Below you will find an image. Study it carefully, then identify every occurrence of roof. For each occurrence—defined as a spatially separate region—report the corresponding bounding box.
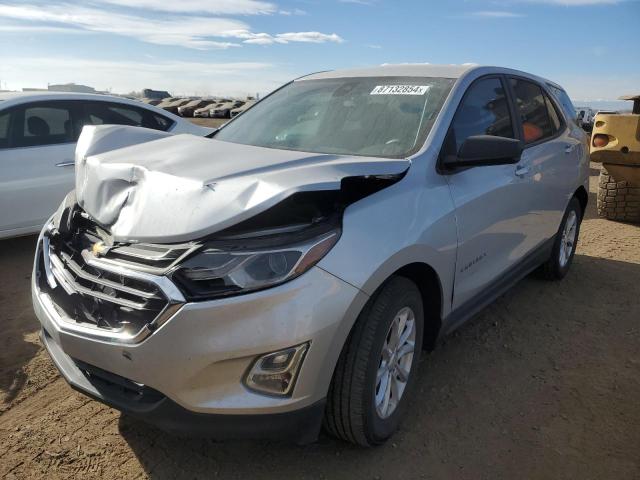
[0,90,146,108]
[0,91,138,104]
[297,64,564,93]
[619,94,640,101]
[299,64,478,81]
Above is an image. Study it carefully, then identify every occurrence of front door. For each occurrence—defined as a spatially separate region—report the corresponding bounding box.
[443,76,534,310]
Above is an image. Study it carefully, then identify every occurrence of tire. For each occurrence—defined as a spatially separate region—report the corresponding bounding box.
[596,166,640,222]
[540,197,582,280]
[324,276,424,446]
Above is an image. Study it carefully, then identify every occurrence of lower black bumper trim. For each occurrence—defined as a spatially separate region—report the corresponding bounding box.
[41,328,325,444]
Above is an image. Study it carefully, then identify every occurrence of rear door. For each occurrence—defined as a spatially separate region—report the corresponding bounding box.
[508,77,581,242]
[444,76,534,309]
[0,101,80,234]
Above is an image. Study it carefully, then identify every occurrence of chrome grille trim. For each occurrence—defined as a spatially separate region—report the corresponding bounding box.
[79,250,186,302]
[99,243,201,275]
[37,227,186,345]
[50,253,150,310]
[59,251,161,300]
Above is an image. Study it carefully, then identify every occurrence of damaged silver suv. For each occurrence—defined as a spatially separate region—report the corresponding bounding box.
[32,65,589,446]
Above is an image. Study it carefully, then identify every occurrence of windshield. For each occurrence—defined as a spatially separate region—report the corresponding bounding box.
[215,76,455,158]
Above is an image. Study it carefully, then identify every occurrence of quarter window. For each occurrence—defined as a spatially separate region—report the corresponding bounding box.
[548,85,578,125]
[510,78,557,144]
[448,77,514,154]
[545,95,562,133]
[0,110,9,148]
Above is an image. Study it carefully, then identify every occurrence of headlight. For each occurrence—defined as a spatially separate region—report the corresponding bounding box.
[172,229,339,300]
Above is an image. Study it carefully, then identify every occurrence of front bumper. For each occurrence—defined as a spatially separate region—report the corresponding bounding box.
[40,328,325,442]
[32,236,368,440]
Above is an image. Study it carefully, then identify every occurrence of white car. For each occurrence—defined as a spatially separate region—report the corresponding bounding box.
[0,92,214,239]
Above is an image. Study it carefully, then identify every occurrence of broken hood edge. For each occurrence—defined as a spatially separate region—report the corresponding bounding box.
[74,125,411,244]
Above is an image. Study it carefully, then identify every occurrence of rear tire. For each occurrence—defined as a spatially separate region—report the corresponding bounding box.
[597,166,640,222]
[540,197,582,280]
[324,276,424,446]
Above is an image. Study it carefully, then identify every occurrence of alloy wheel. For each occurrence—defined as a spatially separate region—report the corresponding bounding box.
[375,306,416,419]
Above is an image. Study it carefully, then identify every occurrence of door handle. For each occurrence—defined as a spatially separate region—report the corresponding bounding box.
[564,144,576,154]
[55,160,75,167]
[515,165,530,178]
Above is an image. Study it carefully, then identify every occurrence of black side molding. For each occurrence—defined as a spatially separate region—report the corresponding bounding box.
[442,236,555,336]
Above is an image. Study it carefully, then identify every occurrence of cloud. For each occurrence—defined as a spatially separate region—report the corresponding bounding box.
[226,29,344,45]
[0,4,246,49]
[1,56,288,96]
[0,3,344,49]
[276,32,344,43]
[95,0,277,14]
[278,8,307,15]
[338,0,376,4]
[0,24,91,34]
[470,10,525,17]
[366,44,382,49]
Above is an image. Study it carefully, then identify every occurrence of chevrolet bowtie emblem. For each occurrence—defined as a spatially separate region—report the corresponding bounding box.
[91,241,107,256]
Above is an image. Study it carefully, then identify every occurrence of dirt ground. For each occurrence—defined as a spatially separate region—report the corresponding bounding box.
[1,163,639,480]
[187,117,228,129]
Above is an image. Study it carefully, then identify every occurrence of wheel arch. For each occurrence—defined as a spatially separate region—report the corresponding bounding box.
[318,241,454,403]
[573,185,589,218]
[339,260,445,356]
[392,263,443,351]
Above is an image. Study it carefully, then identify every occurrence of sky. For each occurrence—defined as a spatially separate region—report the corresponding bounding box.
[0,0,638,106]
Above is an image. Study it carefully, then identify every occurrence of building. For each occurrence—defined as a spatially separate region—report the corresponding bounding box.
[47,83,98,94]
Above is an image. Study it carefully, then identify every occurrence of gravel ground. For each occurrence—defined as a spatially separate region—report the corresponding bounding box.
[1,164,639,480]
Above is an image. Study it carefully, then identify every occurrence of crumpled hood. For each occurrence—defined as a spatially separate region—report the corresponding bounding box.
[75,125,410,243]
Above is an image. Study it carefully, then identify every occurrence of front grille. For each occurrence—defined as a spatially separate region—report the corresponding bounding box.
[102,242,196,273]
[38,210,186,341]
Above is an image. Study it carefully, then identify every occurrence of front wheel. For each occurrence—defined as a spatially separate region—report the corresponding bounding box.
[324,276,424,446]
[540,197,582,280]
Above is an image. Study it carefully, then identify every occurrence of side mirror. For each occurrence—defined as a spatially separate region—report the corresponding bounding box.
[443,135,522,169]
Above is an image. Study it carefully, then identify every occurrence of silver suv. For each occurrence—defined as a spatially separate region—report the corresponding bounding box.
[32,65,589,446]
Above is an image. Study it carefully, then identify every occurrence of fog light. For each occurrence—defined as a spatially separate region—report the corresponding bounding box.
[592,134,609,148]
[244,343,309,396]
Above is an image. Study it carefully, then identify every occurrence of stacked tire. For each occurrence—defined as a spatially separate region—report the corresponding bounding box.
[597,166,640,222]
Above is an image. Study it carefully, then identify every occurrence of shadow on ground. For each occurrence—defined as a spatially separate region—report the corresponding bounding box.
[118,253,640,480]
[0,235,41,407]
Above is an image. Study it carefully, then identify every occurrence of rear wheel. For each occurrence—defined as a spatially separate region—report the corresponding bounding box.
[540,197,582,280]
[597,165,640,222]
[324,276,424,446]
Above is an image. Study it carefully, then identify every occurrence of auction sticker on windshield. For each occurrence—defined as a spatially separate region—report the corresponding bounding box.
[370,85,430,95]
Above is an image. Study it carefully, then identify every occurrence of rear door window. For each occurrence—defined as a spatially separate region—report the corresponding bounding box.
[13,102,75,148]
[446,77,515,154]
[83,102,174,131]
[509,78,556,145]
